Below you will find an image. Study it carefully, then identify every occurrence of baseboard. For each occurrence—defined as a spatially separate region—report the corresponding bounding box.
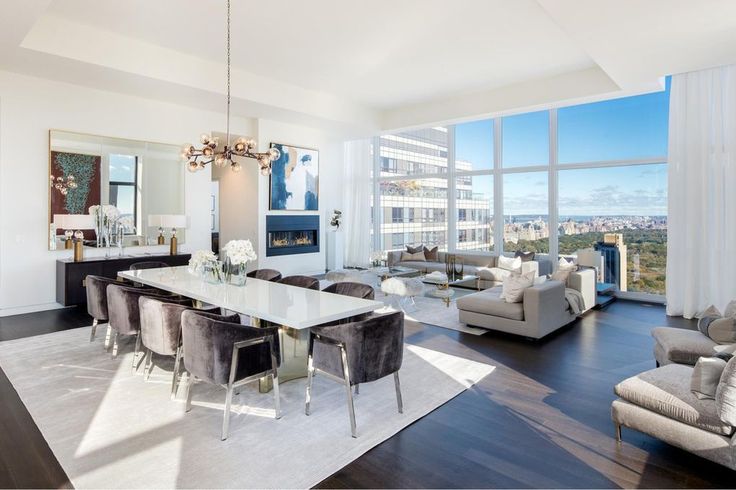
[0,302,65,317]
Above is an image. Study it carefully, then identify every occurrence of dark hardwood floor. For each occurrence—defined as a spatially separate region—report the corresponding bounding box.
[1,302,734,488]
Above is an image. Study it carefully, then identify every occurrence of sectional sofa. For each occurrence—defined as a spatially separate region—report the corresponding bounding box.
[386,250,553,290]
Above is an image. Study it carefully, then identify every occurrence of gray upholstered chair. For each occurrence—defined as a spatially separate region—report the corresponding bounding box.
[85,275,120,342]
[138,296,237,397]
[322,281,375,300]
[246,269,282,282]
[181,310,282,440]
[106,283,179,368]
[129,261,170,271]
[306,310,404,438]
[279,275,320,290]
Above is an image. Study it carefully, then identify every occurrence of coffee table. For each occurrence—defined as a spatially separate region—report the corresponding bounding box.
[420,272,480,307]
[367,266,420,281]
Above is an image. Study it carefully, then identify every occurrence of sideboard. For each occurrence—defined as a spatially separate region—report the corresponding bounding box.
[56,253,191,306]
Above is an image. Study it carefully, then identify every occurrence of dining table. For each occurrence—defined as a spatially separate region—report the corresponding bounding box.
[118,266,383,390]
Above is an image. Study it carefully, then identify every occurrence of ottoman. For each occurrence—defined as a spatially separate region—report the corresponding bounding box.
[651,327,718,366]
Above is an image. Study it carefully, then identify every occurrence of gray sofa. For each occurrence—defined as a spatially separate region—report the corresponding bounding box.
[612,363,736,470]
[387,250,551,289]
[455,269,596,339]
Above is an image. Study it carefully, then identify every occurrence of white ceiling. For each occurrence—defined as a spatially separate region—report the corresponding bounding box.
[2,0,736,133]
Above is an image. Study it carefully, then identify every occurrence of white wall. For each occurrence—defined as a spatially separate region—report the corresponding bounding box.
[257,119,344,276]
[0,70,255,315]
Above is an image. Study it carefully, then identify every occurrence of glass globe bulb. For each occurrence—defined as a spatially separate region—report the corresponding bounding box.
[231,162,242,173]
[67,175,75,181]
[268,147,281,160]
[214,154,227,167]
[202,146,213,156]
[246,138,256,149]
[260,165,271,176]
[187,161,199,173]
[200,133,210,144]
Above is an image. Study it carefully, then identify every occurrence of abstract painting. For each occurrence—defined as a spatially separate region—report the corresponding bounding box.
[50,151,101,236]
[269,143,319,211]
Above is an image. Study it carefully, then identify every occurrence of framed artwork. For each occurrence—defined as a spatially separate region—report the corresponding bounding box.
[269,142,319,211]
[50,150,101,237]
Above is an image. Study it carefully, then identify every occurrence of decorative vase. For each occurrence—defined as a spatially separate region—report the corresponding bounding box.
[225,257,248,286]
[203,260,224,284]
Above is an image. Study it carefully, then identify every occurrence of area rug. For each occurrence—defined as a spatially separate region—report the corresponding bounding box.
[0,327,494,489]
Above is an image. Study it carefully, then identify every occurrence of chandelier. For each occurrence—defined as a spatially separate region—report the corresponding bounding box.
[182,0,280,176]
[50,174,78,195]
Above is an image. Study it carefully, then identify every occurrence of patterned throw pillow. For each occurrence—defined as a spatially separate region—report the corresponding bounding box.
[400,251,426,262]
[716,355,736,426]
[423,246,439,262]
[514,250,535,262]
[698,304,736,344]
[406,244,424,254]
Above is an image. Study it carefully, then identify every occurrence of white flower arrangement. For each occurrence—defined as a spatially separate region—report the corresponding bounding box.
[88,204,120,221]
[189,249,217,272]
[223,239,257,266]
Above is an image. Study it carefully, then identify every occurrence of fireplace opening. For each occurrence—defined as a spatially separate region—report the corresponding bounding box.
[266,215,319,256]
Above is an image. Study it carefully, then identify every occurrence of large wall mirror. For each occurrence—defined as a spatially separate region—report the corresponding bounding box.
[48,130,185,251]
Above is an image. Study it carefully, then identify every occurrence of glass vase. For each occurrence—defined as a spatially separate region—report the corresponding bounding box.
[203,260,224,284]
[225,257,248,286]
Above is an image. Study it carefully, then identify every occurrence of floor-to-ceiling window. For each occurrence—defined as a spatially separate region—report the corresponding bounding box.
[373,81,669,296]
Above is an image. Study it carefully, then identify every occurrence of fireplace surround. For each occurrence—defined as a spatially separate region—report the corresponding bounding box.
[266,215,319,257]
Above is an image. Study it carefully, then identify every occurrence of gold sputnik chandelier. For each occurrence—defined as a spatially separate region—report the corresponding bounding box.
[50,174,78,195]
[182,0,280,176]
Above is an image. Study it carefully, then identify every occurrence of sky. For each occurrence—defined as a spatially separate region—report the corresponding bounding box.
[454,78,670,216]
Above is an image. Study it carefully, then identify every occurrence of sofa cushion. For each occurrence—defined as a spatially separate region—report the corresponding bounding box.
[614,364,734,436]
[423,246,439,261]
[477,267,512,282]
[456,252,494,268]
[691,355,730,400]
[400,251,426,262]
[501,271,535,303]
[716,356,736,427]
[498,255,522,273]
[456,287,524,321]
[406,244,423,254]
[651,327,718,366]
[515,250,535,262]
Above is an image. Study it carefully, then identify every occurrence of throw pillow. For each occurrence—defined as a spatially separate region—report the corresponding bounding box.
[550,269,572,285]
[423,246,439,262]
[501,271,536,303]
[498,255,522,273]
[406,244,423,254]
[558,257,577,271]
[716,355,736,426]
[697,305,736,344]
[533,276,547,286]
[400,251,426,262]
[514,250,535,262]
[691,354,732,400]
[725,300,736,318]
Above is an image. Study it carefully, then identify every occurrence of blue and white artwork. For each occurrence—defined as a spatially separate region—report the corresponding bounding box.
[269,143,319,211]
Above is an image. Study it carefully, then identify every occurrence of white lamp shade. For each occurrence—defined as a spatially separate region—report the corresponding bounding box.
[148,214,163,228]
[160,215,188,229]
[54,214,95,230]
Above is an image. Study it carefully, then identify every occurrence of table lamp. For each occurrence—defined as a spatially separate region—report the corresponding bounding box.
[153,215,188,255]
[54,214,95,261]
[147,215,165,244]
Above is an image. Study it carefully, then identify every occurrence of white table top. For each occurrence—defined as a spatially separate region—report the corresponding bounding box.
[118,266,383,329]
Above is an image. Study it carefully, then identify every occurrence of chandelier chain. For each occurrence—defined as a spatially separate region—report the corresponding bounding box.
[226,0,231,148]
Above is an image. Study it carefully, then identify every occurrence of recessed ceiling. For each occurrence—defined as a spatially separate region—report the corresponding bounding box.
[45,0,595,108]
[1,0,736,132]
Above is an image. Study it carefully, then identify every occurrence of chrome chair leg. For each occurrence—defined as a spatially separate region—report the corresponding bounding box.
[104,325,112,350]
[132,333,142,374]
[222,382,234,441]
[340,344,357,438]
[270,338,281,419]
[305,336,315,416]
[185,374,195,412]
[171,347,182,399]
[89,318,99,342]
[615,423,622,442]
[394,372,403,414]
[144,350,153,381]
[111,331,119,359]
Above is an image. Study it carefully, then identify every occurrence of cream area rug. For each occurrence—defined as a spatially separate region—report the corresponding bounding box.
[0,327,494,489]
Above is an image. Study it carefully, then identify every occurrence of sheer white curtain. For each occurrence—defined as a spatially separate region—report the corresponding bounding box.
[667,64,736,318]
[342,139,373,268]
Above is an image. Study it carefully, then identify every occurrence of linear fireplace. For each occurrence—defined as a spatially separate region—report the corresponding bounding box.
[266,215,320,257]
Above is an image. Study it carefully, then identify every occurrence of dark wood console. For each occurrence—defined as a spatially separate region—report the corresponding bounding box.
[56,253,191,306]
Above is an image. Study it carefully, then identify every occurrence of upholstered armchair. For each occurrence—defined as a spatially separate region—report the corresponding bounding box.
[138,296,236,397]
[106,283,180,368]
[246,269,282,282]
[322,281,375,300]
[85,275,120,343]
[181,310,282,440]
[306,310,404,438]
[129,261,170,271]
[279,275,320,290]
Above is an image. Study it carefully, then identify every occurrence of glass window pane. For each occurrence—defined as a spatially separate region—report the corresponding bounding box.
[379,178,448,253]
[455,119,493,172]
[503,172,548,253]
[558,88,669,164]
[502,111,549,167]
[379,127,448,177]
[109,154,136,182]
[110,184,135,219]
[456,175,493,252]
[558,164,667,294]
